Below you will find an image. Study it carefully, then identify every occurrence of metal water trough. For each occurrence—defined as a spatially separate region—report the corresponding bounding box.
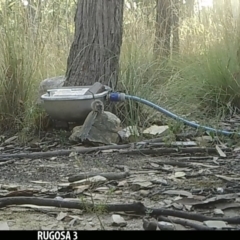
[40,85,111,122]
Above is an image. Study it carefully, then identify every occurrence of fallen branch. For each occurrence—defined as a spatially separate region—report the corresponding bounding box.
[119,147,231,155]
[0,137,164,161]
[1,197,240,225]
[173,156,215,161]
[0,160,14,166]
[0,137,220,161]
[143,166,213,178]
[149,160,193,168]
[68,172,129,182]
[157,216,211,230]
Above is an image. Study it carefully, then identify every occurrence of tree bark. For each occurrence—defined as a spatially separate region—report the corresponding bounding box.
[154,0,172,58]
[172,0,180,53]
[64,0,124,90]
[185,0,194,17]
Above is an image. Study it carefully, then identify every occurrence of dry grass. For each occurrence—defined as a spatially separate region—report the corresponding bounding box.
[0,0,73,132]
[121,1,240,127]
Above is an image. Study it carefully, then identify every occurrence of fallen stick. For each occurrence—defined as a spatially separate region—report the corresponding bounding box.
[0,139,230,161]
[149,160,195,168]
[119,147,231,155]
[0,160,14,166]
[1,197,240,224]
[157,216,211,231]
[0,138,164,161]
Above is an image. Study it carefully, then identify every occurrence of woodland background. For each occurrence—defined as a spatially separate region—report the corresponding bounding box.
[0,0,240,136]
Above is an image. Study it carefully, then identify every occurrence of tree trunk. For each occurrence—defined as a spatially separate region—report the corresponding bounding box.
[185,0,194,17]
[64,0,124,90]
[172,0,180,53]
[154,0,172,58]
[224,0,233,18]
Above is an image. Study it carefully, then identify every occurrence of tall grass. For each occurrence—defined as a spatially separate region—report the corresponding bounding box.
[120,3,175,126]
[0,0,73,132]
[162,5,240,120]
[121,1,240,128]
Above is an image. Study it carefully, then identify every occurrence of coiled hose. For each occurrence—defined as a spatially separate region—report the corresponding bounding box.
[108,92,238,136]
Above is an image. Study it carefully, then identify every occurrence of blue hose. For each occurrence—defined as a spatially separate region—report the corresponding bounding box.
[109,92,238,136]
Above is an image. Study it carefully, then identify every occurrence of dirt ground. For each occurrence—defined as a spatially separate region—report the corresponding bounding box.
[1,131,240,230]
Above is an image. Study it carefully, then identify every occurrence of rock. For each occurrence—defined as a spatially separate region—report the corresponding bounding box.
[203,220,227,229]
[139,190,149,197]
[118,180,128,187]
[213,209,224,217]
[112,214,127,227]
[131,181,152,191]
[118,126,139,142]
[0,221,9,230]
[69,126,82,142]
[56,212,67,221]
[142,218,157,231]
[158,221,175,230]
[143,125,169,137]
[69,111,121,145]
[37,76,65,104]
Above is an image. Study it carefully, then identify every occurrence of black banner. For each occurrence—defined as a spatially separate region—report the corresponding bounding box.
[0,231,79,239]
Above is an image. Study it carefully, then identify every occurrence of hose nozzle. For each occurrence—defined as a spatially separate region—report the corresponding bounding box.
[108,92,126,102]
